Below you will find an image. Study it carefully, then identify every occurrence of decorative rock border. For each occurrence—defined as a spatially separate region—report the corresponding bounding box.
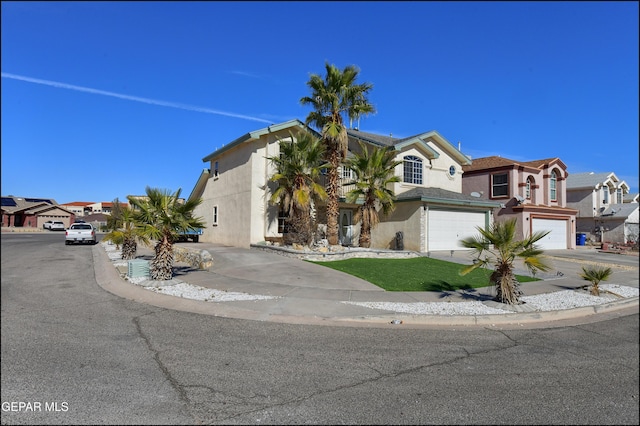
[250,243,422,261]
[173,246,214,270]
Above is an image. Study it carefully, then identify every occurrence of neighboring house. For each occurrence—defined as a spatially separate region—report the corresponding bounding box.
[565,172,637,244]
[99,201,129,215]
[189,119,500,252]
[1,196,75,228]
[461,156,578,250]
[60,201,126,216]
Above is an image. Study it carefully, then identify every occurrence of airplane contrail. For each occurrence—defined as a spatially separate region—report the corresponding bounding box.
[1,72,272,124]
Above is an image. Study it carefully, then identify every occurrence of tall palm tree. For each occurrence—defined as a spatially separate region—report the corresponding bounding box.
[102,204,150,260]
[459,218,552,305]
[345,142,401,248]
[128,187,205,280]
[300,62,375,245]
[268,131,327,246]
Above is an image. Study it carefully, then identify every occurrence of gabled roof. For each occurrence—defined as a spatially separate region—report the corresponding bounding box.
[600,203,639,219]
[1,196,57,214]
[347,129,471,165]
[565,172,625,190]
[624,193,639,203]
[202,119,321,162]
[188,168,210,202]
[462,156,567,173]
[396,187,501,208]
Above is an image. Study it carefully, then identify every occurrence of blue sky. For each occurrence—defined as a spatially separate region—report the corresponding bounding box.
[2,1,638,204]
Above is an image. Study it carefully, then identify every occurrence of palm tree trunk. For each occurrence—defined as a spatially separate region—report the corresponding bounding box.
[326,150,341,245]
[121,238,137,260]
[151,236,174,280]
[491,266,522,304]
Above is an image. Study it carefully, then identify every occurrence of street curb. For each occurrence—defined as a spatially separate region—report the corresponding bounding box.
[92,244,639,329]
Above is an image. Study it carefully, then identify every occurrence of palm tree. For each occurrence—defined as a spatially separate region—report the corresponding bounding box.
[128,187,205,280]
[345,142,401,248]
[300,62,375,245]
[268,131,327,246]
[578,265,612,296]
[102,204,150,260]
[459,218,552,305]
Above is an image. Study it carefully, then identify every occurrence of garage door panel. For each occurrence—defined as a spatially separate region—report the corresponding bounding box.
[428,210,486,251]
[532,218,567,250]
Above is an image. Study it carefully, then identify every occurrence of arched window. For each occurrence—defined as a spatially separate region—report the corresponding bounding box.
[403,155,423,184]
[550,171,557,201]
[526,176,533,199]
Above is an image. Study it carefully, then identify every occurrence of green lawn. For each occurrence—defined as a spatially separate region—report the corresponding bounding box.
[311,257,540,292]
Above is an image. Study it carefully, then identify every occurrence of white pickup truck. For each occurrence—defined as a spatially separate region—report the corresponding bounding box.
[65,223,97,245]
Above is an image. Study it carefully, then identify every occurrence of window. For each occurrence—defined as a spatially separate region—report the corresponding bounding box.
[603,188,609,204]
[491,173,508,197]
[403,156,423,184]
[212,206,218,225]
[341,166,354,180]
[448,165,456,177]
[616,188,623,203]
[214,161,219,178]
[526,177,532,199]
[550,171,557,201]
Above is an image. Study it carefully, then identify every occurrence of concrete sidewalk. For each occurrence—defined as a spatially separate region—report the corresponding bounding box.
[93,242,639,329]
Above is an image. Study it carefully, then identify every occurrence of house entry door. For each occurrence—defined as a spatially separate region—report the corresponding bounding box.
[339,209,353,246]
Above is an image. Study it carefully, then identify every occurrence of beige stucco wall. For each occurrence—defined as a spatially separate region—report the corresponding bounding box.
[371,202,422,251]
[567,188,597,219]
[194,130,297,247]
[391,145,463,196]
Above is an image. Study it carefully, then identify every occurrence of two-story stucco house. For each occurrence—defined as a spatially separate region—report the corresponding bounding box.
[565,172,637,244]
[188,119,500,252]
[461,156,578,250]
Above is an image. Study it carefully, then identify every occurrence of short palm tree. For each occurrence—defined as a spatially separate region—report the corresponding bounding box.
[345,142,401,248]
[459,218,552,304]
[300,62,375,245]
[578,265,612,296]
[128,187,205,280]
[268,131,327,246]
[102,205,150,260]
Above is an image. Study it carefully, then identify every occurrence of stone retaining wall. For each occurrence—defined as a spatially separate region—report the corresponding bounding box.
[250,244,422,261]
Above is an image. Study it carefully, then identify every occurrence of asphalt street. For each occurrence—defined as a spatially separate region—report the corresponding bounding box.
[1,232,638,425]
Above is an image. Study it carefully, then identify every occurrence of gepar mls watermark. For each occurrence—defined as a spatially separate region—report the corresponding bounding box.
[2,401,69,412]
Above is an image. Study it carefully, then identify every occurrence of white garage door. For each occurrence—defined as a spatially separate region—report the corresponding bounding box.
[427,210,487,251]
[531,218,568,250]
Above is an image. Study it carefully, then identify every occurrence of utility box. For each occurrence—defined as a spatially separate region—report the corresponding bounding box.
[127,259,150,278]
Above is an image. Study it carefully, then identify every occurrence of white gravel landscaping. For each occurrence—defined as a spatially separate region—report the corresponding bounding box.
[343,285,638,316]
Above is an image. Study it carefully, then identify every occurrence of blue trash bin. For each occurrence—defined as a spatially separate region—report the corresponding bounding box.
[576,233,586,246]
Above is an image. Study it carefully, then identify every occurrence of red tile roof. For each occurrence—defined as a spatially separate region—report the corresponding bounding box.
[463,156,566,172]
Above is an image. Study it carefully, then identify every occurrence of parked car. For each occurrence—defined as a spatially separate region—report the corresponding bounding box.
[43,220,53,230]
[50,221,66,231]
[65,223,96,245]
